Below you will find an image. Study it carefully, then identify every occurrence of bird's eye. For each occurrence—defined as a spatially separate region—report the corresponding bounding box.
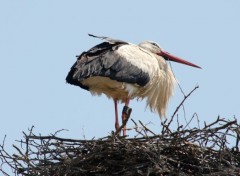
[152,43,158,47]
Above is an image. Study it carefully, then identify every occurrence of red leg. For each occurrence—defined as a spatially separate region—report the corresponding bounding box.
[114,99,119,132]
[122,98,130,136]
[125,98,130,107]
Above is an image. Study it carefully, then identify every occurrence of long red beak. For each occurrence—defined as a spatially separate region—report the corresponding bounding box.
[158,50,201,69]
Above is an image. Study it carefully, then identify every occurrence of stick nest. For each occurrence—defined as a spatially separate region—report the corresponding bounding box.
[0,117,239,176]
[0,87,240,175]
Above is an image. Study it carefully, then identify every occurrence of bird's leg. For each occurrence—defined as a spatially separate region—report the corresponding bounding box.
[114,99,120,134]
[122,98,131,136]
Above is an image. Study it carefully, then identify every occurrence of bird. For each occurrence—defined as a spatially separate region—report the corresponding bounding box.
[66,34,201,135]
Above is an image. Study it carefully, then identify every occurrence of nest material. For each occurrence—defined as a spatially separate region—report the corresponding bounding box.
[0,117,239,176]
[0,86,240,175]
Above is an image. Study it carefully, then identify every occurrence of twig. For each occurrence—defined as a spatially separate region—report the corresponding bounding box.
[138,120,156,136]
[171,85,199,119]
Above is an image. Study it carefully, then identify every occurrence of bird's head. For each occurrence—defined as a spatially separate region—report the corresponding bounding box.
[138,41,201,69]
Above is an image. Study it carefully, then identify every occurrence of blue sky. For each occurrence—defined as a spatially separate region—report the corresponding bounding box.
[1,0,240,159]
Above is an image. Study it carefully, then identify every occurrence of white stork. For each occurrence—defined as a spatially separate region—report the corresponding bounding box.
[66,34,201,135]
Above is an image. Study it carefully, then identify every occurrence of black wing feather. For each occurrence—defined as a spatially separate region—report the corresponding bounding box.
[66,40,150,90]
